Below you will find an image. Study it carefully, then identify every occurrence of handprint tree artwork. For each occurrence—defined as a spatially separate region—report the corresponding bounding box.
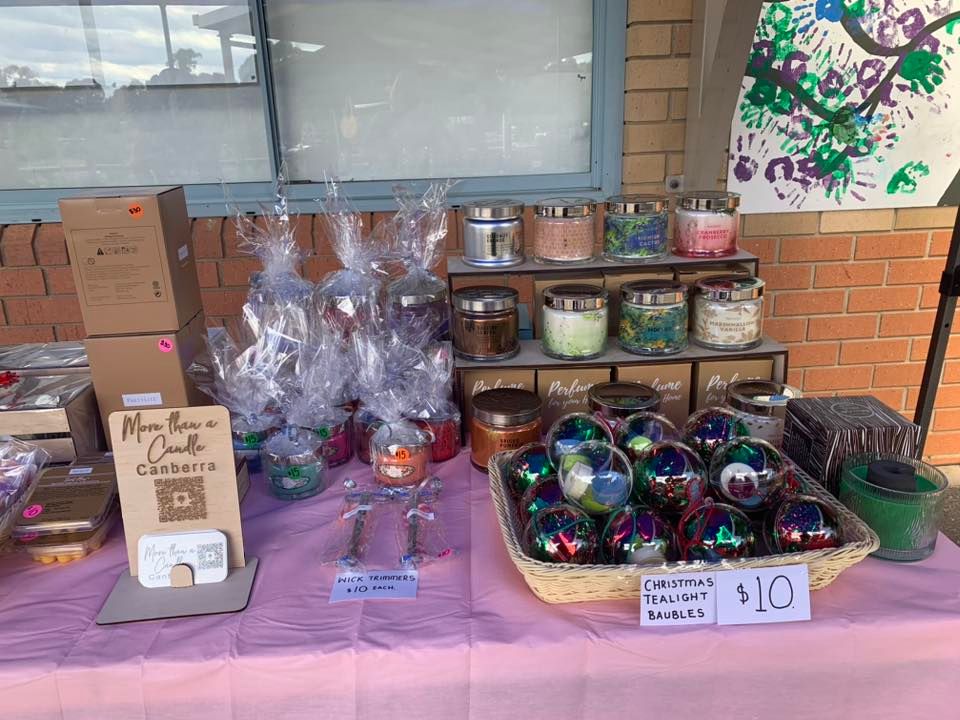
[728,0,960,212]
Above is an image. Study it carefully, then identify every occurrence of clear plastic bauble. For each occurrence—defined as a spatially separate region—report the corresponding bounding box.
[545,413,614,468]
[557,440,633,515]
[766,494,843,553]
[709,437,789,512]
[682,406,750,464]
[517,476,565,528]
[679,501,756,562]
[601,505,678,564]
[522,503,599,564]
[631,441,707,515]
[507,442,555,498]
[614,411,680,462]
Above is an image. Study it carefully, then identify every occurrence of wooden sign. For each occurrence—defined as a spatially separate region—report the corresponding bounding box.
[109,405,244,575]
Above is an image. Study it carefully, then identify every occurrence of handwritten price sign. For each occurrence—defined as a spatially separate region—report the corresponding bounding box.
[716,565,811,626]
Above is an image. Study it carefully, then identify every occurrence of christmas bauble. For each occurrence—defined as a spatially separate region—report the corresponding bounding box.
[517,476,565,528]
[507,442,555,498]
[545,413,613,467]
[601,505,678,564]
[632,441,707,515]
[767,494,843,553]
[679,501,755,561]
[709,437,789,512]
[558,441,633,515]
[614,411,680,463]
[682,407,750,464]
[523,504,599,564]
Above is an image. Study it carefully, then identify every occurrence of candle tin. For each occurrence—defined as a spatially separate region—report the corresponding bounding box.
[469,388,543,471]
[675,191,740,257]
[603,194,669,262]
[618,280,688,356]
[533,197,597,264]
[692,276,764,351]
[541,284,608,360]
[461,200,524,267]
[451,286,520,361]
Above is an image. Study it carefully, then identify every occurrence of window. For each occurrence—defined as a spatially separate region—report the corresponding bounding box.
[0,1,625,221]
[0,1,271,193]
[266,0,593,182]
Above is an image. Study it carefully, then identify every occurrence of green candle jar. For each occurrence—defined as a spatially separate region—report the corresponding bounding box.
[840,453,948,561]
[618,281,688,355]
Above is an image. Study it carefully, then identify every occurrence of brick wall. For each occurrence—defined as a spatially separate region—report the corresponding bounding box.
[0,0,957,463]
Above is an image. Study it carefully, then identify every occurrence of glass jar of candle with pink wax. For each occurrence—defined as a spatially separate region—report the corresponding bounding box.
[674,191,740,258]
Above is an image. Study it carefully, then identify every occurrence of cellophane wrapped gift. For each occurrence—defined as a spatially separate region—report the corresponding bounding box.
[382,182,455,343]
[316,179,386,340]
[0,438,51,544]
[404,341,461,463]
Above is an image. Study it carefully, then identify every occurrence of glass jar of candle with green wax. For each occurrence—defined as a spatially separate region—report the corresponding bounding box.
[541,284,608,360]
[618,281,688,356]
[603,194,669,262]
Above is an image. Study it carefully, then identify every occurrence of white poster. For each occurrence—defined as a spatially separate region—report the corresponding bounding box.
[728,0,960,213]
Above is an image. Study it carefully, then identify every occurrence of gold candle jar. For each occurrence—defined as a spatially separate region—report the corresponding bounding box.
[469,388,542,471]
[451,286,520,361]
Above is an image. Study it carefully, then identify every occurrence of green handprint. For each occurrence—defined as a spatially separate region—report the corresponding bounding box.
[900,50,945,94]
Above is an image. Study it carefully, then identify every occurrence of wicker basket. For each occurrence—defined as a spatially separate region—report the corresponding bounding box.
[489,452,880,603]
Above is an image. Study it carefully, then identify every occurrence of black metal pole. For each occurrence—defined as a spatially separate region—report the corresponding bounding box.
[914,206,960,454]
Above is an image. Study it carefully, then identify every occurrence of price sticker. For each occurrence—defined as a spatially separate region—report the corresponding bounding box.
[314,426,331,440]
[242,432,260,448]
[286,466,302,480]
[716,565,811,626]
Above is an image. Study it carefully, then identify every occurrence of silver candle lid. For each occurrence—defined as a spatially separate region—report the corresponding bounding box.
[452,286,519,313]
[695,275,764,301]
[606,194,667,215]
[534,197,596,218]
[587,381,661,416]
[621,280,687,306]
[544,284,608,311]
[462,199,524,220]
[679,191,741,211]
[727,380,799,417]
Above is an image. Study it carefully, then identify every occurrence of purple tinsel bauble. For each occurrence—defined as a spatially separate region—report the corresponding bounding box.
[682,407,750,464]
[523,504,599,564]
[632,441,707,515]
[767,495,843,553]
[679,501,755,561]
[709,437,789,512]
[517,476,565,528]
[601,505,678,564]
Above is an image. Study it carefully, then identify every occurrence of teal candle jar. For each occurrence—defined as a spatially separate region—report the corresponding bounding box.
[840,453,948,561]
[264,434,328,501]
[618,281,688,355]
[603,194,669,262]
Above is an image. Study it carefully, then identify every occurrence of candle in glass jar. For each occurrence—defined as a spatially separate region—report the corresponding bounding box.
[411,415,462,463]
[371,421,432,487]
[533,197,597,264]
[469,388,543,471]
[674,191,740,257]
[541,284,608,360]
[692,276,765,350]
[312,416,353,467]
[451,286,520,361]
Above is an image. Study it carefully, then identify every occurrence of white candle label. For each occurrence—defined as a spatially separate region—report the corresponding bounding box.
[640,572,717,626]
[329,570,419,603]
[122,392,163,408]
[716,565,810,625]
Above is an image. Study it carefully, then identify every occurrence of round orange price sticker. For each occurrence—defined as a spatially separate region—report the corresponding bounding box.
[395,447,411,461]
[128,203,144,219]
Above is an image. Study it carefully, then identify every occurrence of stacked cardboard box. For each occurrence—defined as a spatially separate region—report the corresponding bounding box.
[60,187,210,446]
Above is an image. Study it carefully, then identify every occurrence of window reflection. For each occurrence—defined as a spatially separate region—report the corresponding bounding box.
[0,1,271,189]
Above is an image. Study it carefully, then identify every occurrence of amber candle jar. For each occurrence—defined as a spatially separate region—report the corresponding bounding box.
[451,286,520,361]
[469,388,542,471]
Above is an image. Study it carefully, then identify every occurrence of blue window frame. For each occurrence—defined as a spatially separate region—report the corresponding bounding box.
[0,0,624,222]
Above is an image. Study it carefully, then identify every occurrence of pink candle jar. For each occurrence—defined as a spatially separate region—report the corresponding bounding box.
[532,197,597,264]
[312,413,354,468]
[674,191,740,257]
[410,413,462,463]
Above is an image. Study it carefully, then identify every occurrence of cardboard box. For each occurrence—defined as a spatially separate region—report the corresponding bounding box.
[0,374,105,463]
[532,273,604,338]
[459,369,536,427]
[85,312,210,446]
[536,367,612,429]
[615,363,693,428]
[694,358,775,410]
[602,269,676,336]
[59,186,202,336]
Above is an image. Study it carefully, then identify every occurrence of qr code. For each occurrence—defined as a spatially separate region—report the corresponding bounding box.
[154,476,207,523]
[196,542,224,571]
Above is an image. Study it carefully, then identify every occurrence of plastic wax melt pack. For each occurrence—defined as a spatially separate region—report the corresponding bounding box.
[12,465,117,538]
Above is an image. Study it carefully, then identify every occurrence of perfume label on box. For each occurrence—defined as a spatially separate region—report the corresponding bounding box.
[695,359,774,410]
[536,368,612,429]
[615,363,692,428]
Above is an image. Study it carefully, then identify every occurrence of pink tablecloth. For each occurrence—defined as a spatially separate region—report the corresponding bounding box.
[1,450,959,720]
